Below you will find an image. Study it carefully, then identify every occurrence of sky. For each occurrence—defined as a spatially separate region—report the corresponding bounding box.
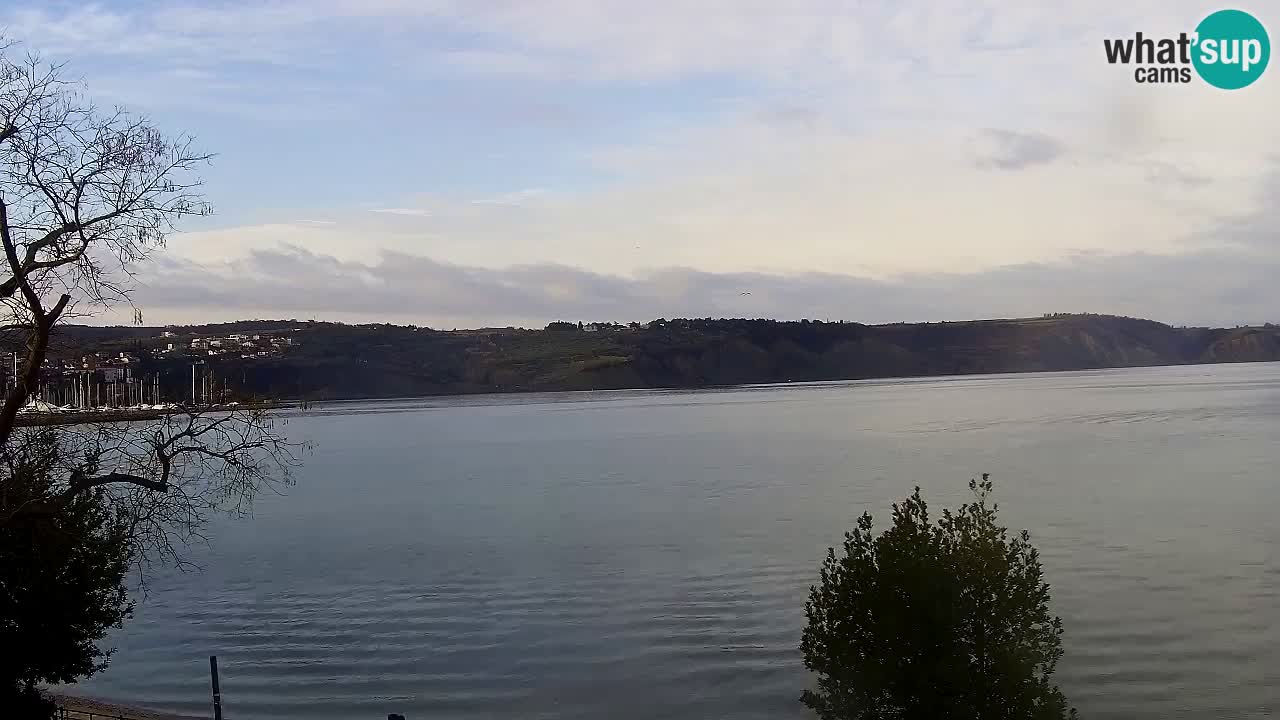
[3,1,1278,328]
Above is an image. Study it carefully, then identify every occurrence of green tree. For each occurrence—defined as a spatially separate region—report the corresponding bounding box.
[0,430,132,717]
[800,475,1075,720]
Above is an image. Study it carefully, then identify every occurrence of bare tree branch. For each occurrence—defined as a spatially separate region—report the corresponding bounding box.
[0,43,299,582]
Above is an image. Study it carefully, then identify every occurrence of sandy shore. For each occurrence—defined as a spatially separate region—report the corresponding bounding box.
[50,694,207,720]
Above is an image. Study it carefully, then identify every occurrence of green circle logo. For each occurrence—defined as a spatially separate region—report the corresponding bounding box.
[1192,9,1270,89]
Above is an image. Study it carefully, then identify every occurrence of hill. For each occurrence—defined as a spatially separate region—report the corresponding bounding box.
[35,314,1280,401]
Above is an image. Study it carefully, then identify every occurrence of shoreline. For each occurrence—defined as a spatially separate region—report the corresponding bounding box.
[14,400,295,428]
[50,693,205,720]
[20,360,1279,425]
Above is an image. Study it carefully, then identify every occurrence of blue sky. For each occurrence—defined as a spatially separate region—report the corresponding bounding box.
[3,1,1279,327]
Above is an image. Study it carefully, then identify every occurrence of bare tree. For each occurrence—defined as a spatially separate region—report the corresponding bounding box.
[0,41,300,714]
[3,410,297,572]
[0,46,298,556]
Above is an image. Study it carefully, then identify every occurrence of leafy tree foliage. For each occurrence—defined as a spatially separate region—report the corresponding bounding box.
[801,475,1075,720]
[0,430,133,717]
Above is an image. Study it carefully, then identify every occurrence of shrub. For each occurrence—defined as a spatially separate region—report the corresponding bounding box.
[800,475,1075,720]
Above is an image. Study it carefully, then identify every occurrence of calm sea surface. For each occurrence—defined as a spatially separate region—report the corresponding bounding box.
[75,363,1280,719]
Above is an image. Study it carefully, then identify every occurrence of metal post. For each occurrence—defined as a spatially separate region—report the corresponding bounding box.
[210,655,223,720]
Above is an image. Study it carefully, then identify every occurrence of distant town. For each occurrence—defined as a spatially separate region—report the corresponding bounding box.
[159,328,298,358]
[7,327,304,412]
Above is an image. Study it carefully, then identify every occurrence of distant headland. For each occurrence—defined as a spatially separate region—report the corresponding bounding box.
[23,313,1280,402]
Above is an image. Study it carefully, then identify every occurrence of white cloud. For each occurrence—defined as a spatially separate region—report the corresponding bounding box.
[127,242,1280,329]
[368,208,435,217]
[160,96,1280,281]
[7,0,1280,326]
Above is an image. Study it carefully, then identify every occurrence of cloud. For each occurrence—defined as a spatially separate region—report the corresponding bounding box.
[8,0,1280,330]
[127,242,1280,329]
[0,1,1227,90]
[1200,161,1280,250]
[470,189,553,206]
[975,129,1064,170]
[368,208,434,217]
[132,143,1280,329]
[160,107,1277,284]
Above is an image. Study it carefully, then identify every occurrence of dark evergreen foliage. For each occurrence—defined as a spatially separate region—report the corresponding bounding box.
[801,476,1075,720]
[0,430,133,717]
